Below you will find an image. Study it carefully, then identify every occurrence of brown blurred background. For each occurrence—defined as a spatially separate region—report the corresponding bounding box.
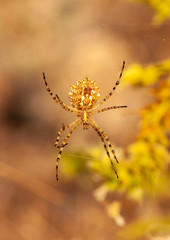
[0,0,170,239]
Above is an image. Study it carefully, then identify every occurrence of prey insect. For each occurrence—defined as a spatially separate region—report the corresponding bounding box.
[43,61,127,180]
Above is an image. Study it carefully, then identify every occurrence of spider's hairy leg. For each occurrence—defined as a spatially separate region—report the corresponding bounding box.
[92,105,127,115]
[90,118,119,163]
[54,119,79,148]
[42,72,77,114]
[92,61,125,110]
[56,120,80,181]
[89,118,119,179]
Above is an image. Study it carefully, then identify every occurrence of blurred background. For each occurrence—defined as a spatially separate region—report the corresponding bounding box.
[0,0,170,239]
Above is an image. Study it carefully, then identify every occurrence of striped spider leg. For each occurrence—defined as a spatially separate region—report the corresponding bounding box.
[91,105,127,115]
[53,119,80,180]
[55,119,81,181]
[43,61,127,180]
[89,116,119,178]
[54,119,79,148]
[91,60,125,111]
[43,72,78,115]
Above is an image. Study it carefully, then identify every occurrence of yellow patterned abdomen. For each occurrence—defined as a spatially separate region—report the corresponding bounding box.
[69,77,100,110]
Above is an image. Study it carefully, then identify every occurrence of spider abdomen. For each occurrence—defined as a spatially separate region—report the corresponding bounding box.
[69,77,100,110]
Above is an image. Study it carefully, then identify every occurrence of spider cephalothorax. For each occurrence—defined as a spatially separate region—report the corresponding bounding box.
[69,77,100,110]
[43,61,127,181]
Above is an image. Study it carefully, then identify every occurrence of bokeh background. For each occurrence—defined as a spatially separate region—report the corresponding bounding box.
[0,0,170,239]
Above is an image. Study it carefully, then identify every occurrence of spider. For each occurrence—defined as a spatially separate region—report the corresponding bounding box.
[43,61,127,181]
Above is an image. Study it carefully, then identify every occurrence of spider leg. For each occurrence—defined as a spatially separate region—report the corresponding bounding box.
[92,105,127,115]
[89,117,119,179]
[43,72,77,114]
[89,117,119,163]
[92,61,125,111]
[54,119,79,148]
[56,120,80,181]
[57,143,68,148]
